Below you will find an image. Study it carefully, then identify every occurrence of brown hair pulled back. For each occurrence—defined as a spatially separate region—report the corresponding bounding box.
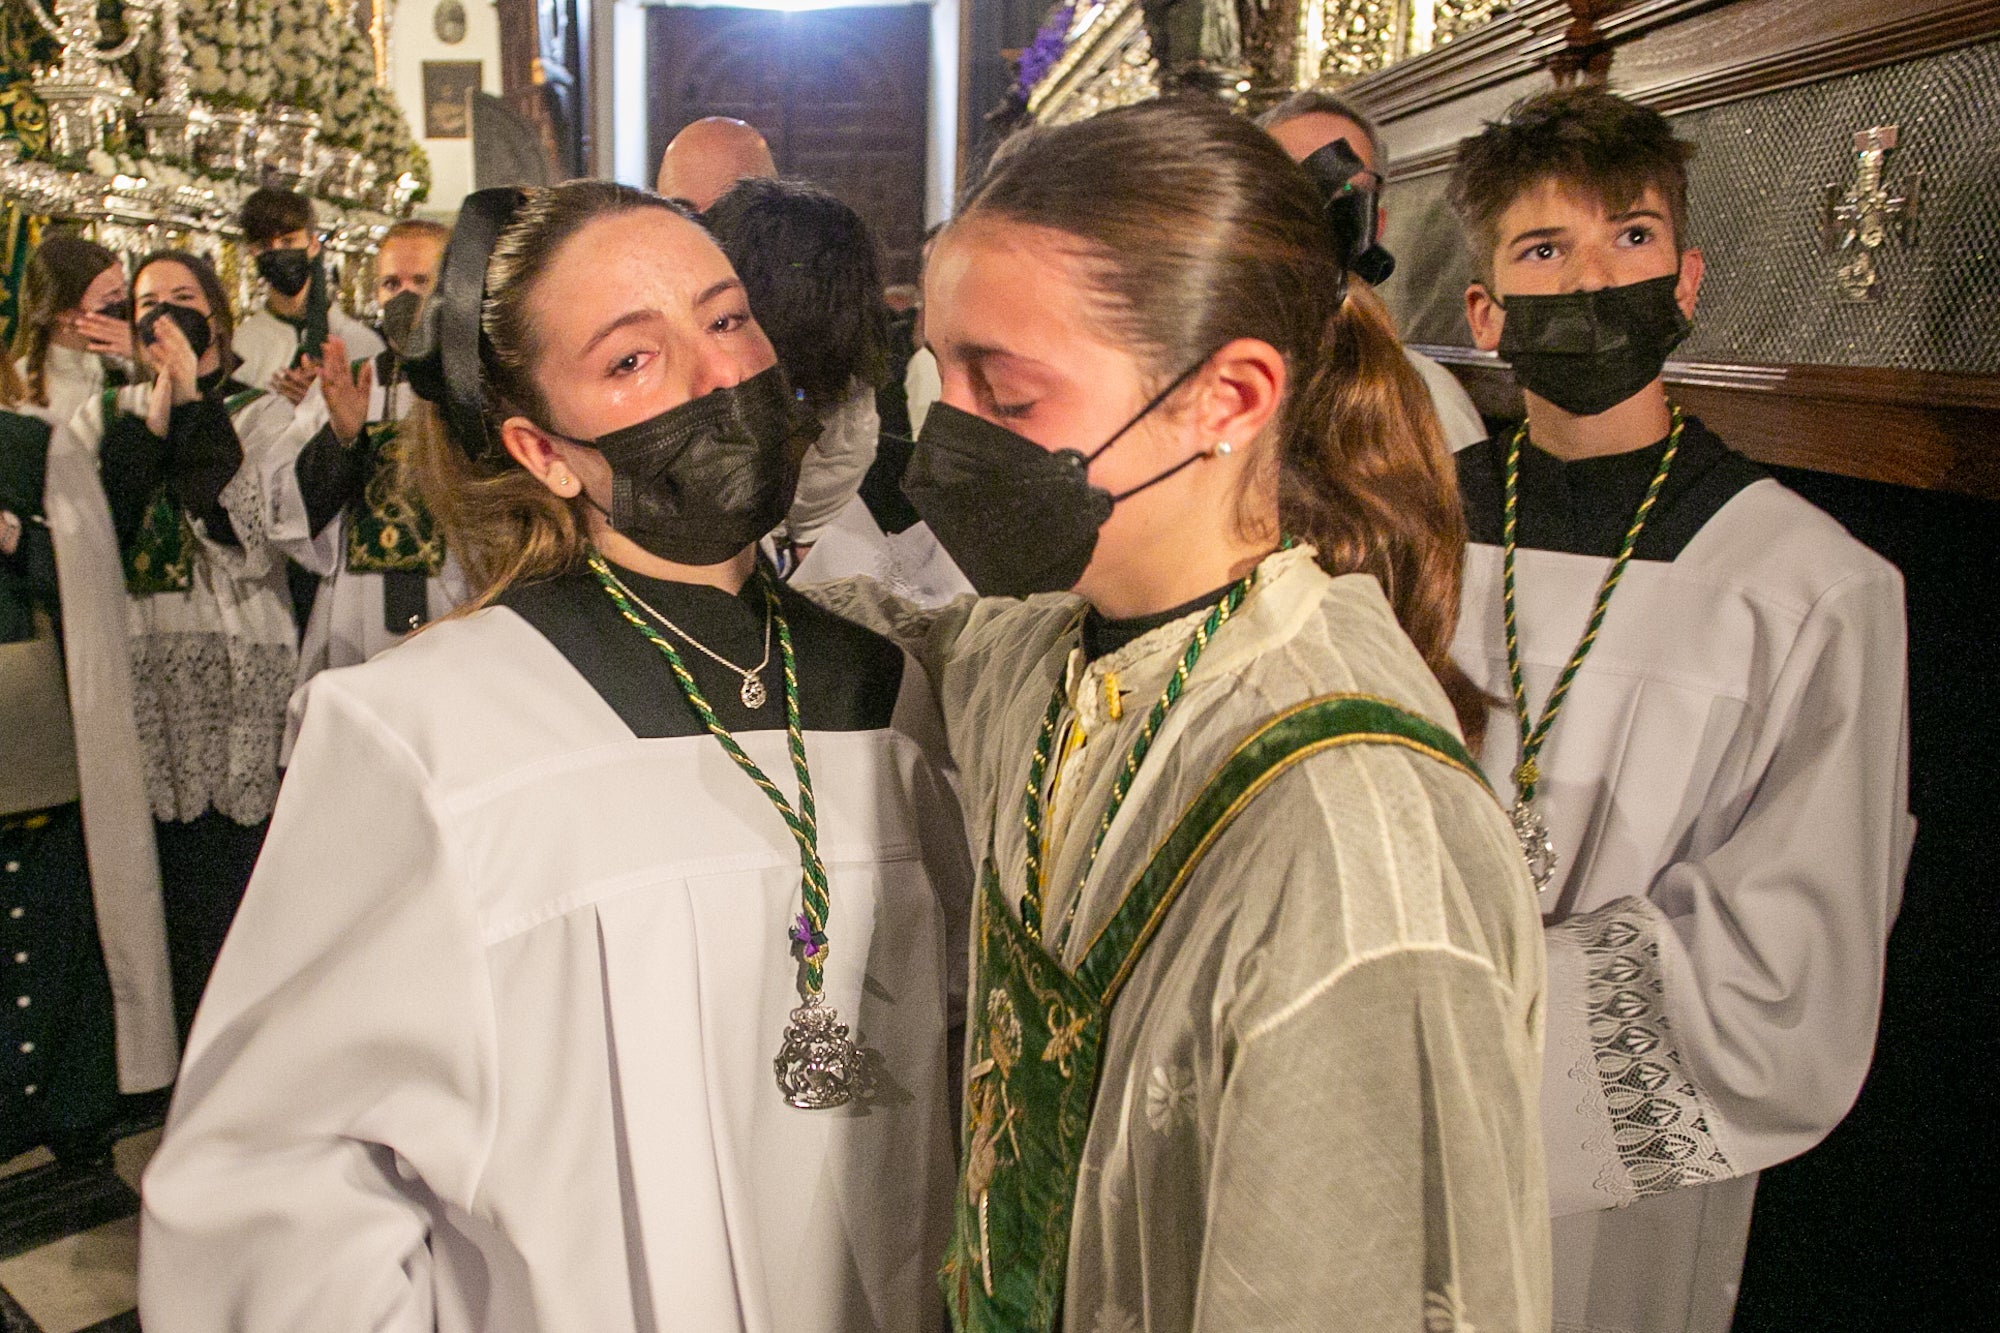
[960,98,1485,744]
[13,231,120,409]
[407,179,693,610]
[0,349,24,409]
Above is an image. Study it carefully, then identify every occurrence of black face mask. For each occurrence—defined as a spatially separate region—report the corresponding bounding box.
[136,302,213,361]
[901,361,1209,598]
[95,298,132,322]
[255,247,314,299]
[1495,272,1691,417]
[557,365,815,567]
[377,290,423,357]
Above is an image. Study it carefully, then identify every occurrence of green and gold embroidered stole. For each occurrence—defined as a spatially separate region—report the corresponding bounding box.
[344,418,445,575]
[944,694,1486,1332]
[120,386,264,595]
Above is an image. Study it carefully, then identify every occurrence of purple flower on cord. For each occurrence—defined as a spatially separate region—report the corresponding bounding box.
[792,913,827,960]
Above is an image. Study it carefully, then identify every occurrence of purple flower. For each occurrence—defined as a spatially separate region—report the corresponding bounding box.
[1014,5,1076,97]
[791,913,828,960]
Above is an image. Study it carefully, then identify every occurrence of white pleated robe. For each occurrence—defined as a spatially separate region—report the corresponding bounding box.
[139,606,968,1331]
[1451,478,1913,1332]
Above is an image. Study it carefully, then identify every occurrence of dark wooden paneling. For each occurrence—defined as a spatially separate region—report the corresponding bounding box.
[962,0,1054,184]
[1609,0,2000,114]
[1350,0,2000,180]
[646,6,931,284]
[1346,0,1572,126]
[1413,345,2000,500]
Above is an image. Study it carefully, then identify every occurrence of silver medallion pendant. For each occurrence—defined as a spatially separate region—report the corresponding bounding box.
[740,674,769,709]
[774,995,858,1108]
[1511,800,1559,894]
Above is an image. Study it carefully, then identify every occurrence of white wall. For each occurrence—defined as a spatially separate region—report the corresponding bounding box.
[605,0,958,223]
[389,2,506,215]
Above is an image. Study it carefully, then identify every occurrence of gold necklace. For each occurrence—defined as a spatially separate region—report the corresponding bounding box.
[597,561,774,709]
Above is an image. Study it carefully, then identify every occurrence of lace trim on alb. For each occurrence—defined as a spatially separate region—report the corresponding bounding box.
[1574,907,1734,1202]
[130,631,294,825]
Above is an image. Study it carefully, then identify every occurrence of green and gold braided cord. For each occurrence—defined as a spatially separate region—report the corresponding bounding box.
[1502,406,1684,806]
[588,553,833,993]
[1021,551,1275,955]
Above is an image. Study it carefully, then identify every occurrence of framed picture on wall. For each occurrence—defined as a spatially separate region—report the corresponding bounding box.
[422,61,484,139]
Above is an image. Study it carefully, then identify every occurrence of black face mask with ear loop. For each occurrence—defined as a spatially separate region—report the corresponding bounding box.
[1300,137,1397,288]
[136,302,214,361]
[541,364,817,567]
[1494,273,1693,417]
[255,247,314,299]
[901,358,1214,598]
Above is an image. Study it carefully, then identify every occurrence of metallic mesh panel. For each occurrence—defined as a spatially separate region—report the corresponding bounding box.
[1379,169,1480,346]
[1672,40,2000,373]
[1377,39,2000,374]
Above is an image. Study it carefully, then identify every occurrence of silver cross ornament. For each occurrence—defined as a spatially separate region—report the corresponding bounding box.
[1820,125,1922,302]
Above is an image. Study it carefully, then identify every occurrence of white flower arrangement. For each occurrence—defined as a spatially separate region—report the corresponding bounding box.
[269,0,338,109]
[182,0,277,111]
[322,9,378,147]
[83,148,205,193]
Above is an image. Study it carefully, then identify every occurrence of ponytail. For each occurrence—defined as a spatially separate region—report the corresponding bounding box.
[405,400,588,617]
[1280,285,1488,747]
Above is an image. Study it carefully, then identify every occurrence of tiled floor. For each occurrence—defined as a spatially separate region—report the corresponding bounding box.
[0,1129,157,1333]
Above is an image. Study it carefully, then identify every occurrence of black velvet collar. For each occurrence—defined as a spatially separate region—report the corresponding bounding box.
[500,561,903,740]
[1457,413,1769,561]
[1082,583,1233,662]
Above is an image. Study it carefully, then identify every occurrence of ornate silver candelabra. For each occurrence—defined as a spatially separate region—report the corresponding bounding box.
[23,0,157,160]
[135,0,207,163]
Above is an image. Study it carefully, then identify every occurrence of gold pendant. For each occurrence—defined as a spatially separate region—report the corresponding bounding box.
[774,995,858,1108]
[740,674,768,709]
[1511,799,1559,894]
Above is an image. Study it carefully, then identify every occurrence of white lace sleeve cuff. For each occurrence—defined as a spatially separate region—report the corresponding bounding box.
[1543,897,1734,1215]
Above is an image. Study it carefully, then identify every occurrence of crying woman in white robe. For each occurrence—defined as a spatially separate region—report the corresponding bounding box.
[138,180,971,1333]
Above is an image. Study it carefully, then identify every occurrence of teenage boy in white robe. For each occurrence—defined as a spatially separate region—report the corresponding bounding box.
[233,187,384,401]
[1446,87,1913,1333]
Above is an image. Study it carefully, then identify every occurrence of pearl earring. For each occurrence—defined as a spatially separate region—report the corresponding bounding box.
[549,468,571,494]
[1212,441,1233,457]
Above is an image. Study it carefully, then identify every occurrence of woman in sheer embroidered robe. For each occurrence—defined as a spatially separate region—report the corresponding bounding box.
[811,100,1551,1331]
[56,250,296,1040]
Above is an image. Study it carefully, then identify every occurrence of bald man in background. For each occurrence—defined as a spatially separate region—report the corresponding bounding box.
[1259,91,1488,451]
[656,117,778,211]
